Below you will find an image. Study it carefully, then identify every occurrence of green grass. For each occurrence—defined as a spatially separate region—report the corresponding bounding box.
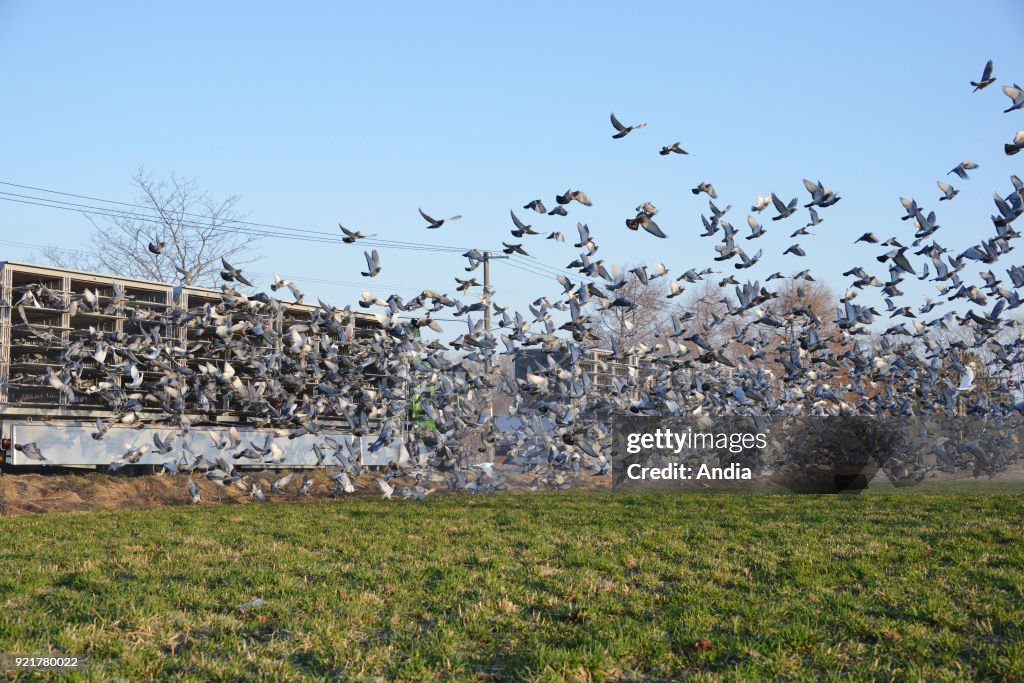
[1,493,1023,681]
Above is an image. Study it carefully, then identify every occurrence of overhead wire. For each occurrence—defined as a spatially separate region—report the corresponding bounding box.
[494,258,586,288]
[507,253,599,285]
[0,238,430,295]
[0,180,478,253]
[0,193,470,254]
[0,179,608,295]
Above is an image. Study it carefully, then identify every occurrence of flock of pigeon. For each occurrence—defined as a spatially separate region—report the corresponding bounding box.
[11,61,1024,498]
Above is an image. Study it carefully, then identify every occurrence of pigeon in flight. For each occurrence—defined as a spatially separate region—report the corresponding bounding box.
[152,432,174,455]
[734,247,762,270]
[555,189,592,206]
[359,291,386,308]
[937,180,959,201]
[523,199,547,214]
[271,275,304,302]
[956,365,975,392]
[805,207,823,227]
[271,472,295,493]
[220,259,253,287]
[971,60,995,92]
[746,215,766,239]
[948,161,978,180]
[16,442,46,461]
[691,182,717,199]
[454,277,481,292]
[625,212,667,238]
[878,247,916,275]
[91,417,111,440]
[361,249,381,277]
[771,194,799,221]
[899,197,922,220]
[610,112,646,139]
[148,241,165,255]
[802,179,841,207]
[419,208,462,229]
[188,478,201,504]
[339,224,368,244]
[659,142,688,155]
[502,242,530,256]
[1002,84,1024,113]
[510,211,539,237]
[332,472,355,494]
[1005,130,1024,156]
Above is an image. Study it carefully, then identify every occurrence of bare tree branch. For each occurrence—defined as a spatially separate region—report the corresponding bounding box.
[588,266,677,353]
[46,170,257,287]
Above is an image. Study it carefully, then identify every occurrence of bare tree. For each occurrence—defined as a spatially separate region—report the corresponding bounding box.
[682,280,730,346]
[590,267,675,352]
[44,170,255,286]
[769,278,839,343]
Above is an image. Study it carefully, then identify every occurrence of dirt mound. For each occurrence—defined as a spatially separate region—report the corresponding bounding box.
[0,469,611,517]
[0,470,243,516]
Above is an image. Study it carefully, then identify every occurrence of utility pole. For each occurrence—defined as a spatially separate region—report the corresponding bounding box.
[481,251,509,466]
[481,250,509,395]
[483,254,492,344]
[482,251,509,419]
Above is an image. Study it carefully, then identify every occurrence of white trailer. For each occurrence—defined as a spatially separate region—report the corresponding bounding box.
[0,419,409,469]
[0,261,409,470]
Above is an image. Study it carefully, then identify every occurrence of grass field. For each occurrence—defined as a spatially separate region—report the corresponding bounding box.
[1,493,1022,681]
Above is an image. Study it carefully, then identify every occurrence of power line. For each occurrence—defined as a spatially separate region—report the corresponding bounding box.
[0,190,473,253]
[0,238,92,258]
[0,230,562,297]
[0,237,430,294]
[0,181,603,272]
[248,271,429,295]
[495,258,572,285]
[0,180,478,253]
[0,193,470,254]
[508,253,598,285]
[0,180,603,296]
[0,191,587,277]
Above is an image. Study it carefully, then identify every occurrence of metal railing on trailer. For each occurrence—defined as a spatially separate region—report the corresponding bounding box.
[0,414,410,469]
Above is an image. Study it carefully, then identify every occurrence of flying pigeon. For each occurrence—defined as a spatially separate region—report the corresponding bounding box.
[419,208,462,229]
[659,142,688,155]
[971,60,995,91]
[1005,130,1024,156]
[1002,84,1024,113]
[610,112,646,139]
[361,250,381,277]
[948,161,979,180]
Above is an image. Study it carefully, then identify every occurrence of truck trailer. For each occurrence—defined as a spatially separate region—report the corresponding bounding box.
[0,260,409,470]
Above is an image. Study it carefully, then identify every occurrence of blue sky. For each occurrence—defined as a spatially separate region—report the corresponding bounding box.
[1,0,1022,322]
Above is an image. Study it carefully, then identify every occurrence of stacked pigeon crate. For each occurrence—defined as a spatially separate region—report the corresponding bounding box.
[66,273,122,410]
[0,264,7,406]
[0,261,384,425]
[4,265,68,408]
